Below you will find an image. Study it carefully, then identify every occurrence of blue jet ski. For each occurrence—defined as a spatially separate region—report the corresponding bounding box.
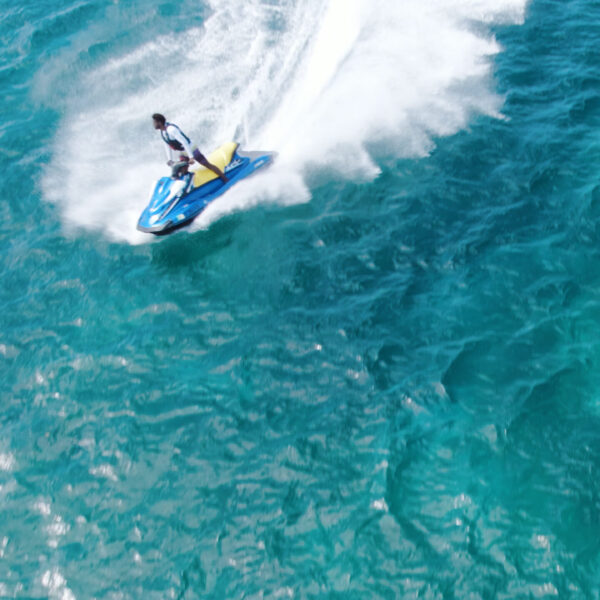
[137,142,274,235]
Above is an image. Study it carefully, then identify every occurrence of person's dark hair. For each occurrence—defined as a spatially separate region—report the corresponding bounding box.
[152,113,166,124]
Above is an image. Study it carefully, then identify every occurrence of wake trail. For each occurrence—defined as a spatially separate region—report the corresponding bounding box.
[41,0,528,243]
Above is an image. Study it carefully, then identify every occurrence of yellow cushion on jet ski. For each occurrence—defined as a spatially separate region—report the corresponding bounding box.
[193,142,239,187]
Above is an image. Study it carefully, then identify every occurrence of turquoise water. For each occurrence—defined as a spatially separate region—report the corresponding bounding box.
[2,0,600,597]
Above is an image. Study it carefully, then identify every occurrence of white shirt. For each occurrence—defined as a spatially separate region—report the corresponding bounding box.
[161,123,197,162]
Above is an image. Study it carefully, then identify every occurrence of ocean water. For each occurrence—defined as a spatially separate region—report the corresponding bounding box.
[2,0,600,597]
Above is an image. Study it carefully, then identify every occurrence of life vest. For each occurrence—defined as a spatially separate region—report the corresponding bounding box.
[161,122,191,152]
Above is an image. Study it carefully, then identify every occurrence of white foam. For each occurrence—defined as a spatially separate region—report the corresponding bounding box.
[0,453,15,471]
[41,569,76,600]
[42,0,527,243]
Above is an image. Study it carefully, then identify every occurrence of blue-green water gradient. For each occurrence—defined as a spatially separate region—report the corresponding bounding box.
[2,0,600,597]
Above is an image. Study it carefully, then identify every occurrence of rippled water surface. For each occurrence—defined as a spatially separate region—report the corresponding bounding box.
[2,0,600,597]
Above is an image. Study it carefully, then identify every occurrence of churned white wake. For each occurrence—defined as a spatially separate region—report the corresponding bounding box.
[42,0,527,243]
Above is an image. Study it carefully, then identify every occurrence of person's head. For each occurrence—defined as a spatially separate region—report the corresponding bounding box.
[152,113,166,130]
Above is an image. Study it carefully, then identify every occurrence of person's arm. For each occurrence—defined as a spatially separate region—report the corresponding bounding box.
[168,125,195,159]
[162,135,173,164]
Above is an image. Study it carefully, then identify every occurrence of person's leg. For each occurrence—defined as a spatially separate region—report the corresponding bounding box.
[193,149,229,183]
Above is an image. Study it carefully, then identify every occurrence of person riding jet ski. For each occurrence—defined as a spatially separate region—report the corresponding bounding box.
[151,113,228,183]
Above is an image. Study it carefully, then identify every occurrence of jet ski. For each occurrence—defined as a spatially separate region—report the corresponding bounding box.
[137,142,274,235]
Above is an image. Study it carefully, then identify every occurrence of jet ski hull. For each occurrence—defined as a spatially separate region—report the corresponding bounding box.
[137,143,274,235]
